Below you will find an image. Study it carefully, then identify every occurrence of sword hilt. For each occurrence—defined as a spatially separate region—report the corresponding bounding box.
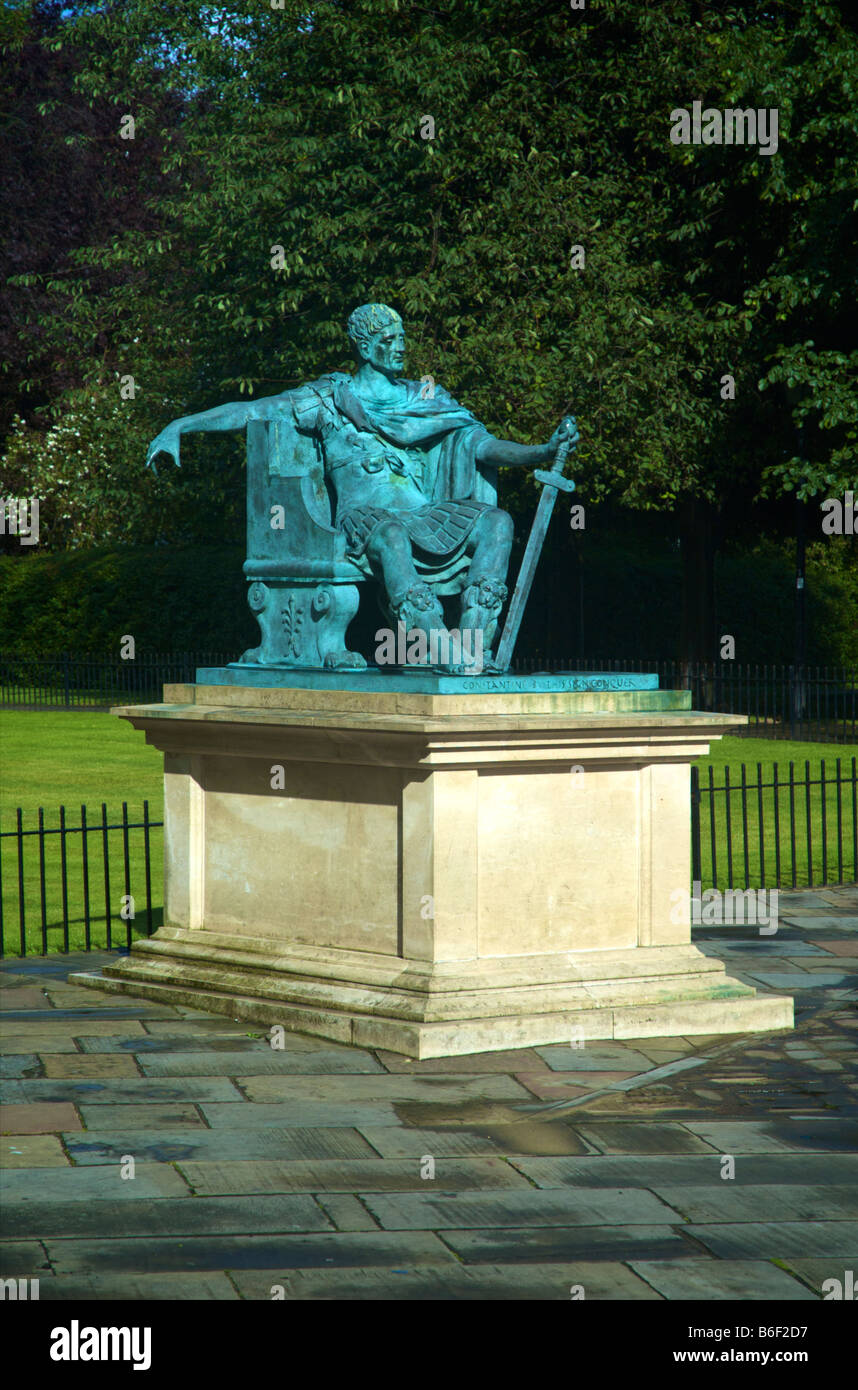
[534,418,577,491]
[534,468,575,493]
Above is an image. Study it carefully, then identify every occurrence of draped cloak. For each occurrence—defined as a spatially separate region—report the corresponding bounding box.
[289,372,501,592]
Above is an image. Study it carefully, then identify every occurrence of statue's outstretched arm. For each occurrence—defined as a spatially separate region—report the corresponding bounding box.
[476,416,578,468]
[145,393,291,470]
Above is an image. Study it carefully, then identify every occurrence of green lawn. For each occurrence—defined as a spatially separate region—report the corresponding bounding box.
[0,710,163,817]
[693,736,858,891]
[0,712,856,956]
[0,711,164,955]
[693,734,858,774]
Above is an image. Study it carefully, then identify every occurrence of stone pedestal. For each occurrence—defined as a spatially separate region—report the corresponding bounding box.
[72,680,792,1056]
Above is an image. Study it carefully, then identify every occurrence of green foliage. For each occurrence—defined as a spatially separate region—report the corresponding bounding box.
[0,545,254,653]
[2,530,854,667]
[0,386,247,548]
[530,525,858,665]
[6,0,856,547]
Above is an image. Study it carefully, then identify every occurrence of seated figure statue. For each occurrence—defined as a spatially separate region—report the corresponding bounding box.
[146,302,577,671]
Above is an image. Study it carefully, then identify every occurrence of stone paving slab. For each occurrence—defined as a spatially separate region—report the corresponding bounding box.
[630,1258,818,1300]
[176,1157,533,1195]
[651,1184,858,1224]
[1,883,855,1300]
[0,989,49,1011]
[576,1123,719,1154]
[770,893,850,912]
[0,1008,180,1023]
[0,1054,42,1078]
[139,1020,356,1044]
[42,1054,140,1078]
[34,1273,240,1300]
[744,972,855,989]
[780,916,858,931]
[513,1071,635,1100]
[534,1045,654,1072]
[45,1231,458,1274]
[64,1127,377,1164]
[77,1034,273,1053]
[0,1240,51,1275]
[1,1077,243,1105]
[817,889,856,911]
[137,1050,386,1076]
[372,1048,551,1074]
[237,1074,533,1103]
[230,1261,663,1300]
[0,1018,149,1038]
[683,1119,858,1152]
[798,960,858,971]
[686,1222,858,1259]
[4,1194,332,1240]
[698,940,829,955]
[41,985,127,1008]
[75,1103,206,1130]
[359,1188,682,1231]
[357,1122,597,1158]
[438,1224,693,1263]
[1,1135,70,1168]
[621,1045,694,1062]
[201,1101,403,1128]
[1,953,116,977]
[0,1102,81,1134]
[1,1162,190,1204]
[697,954,798,971]
[315,1194,378,1231]
[509,1153,858,1189]
[777,1259,858,1297]
[0,1035,79,1053]
[805,958,858,971]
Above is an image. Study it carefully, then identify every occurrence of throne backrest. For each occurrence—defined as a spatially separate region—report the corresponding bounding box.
[245,415,367,584]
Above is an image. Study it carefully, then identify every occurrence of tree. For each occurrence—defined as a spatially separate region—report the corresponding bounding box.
[5,0,855,660]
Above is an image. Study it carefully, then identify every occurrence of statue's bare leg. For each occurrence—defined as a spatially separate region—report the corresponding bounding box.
[459,508,513,660]
[365,519,449,654]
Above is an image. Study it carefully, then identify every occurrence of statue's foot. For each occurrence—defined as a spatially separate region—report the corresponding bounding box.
[458,578,508,668]
[389,583,450,667]
[323,649,368,671]
[445,655,503,677]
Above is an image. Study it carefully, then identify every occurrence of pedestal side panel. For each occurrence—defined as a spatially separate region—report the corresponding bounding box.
[477,767,640,956]
[164,754,204,930]
[645,761,693,946]
[197,755,400,954]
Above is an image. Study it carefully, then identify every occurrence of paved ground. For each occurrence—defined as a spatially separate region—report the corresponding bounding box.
[1,886,856,1301]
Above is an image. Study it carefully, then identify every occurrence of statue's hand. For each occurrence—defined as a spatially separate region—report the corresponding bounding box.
[146,424,181,473]
[546,415,579,455]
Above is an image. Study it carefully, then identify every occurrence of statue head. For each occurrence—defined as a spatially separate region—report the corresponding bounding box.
[347,303,405,375]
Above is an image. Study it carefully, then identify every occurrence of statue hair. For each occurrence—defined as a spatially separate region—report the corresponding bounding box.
[346,303,402,356]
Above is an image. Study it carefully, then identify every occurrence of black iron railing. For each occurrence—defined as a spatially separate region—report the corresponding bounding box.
[517,658,857,743]
[0,802,161,957]
[691,757,858,891]
[2,765,856,956]
[1,653,854,740]
[0,652,232,708]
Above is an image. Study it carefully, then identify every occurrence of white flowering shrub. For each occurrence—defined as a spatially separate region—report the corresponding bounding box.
[0,385,164,548]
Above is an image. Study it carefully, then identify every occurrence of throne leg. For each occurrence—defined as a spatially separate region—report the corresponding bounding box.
[239,580,366,669]
[312,584,366,670]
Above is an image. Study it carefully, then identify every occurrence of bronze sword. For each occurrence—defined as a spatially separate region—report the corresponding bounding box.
[493,426,577,673]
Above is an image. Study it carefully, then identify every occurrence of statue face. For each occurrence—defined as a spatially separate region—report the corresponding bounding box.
[364,322,406,375]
